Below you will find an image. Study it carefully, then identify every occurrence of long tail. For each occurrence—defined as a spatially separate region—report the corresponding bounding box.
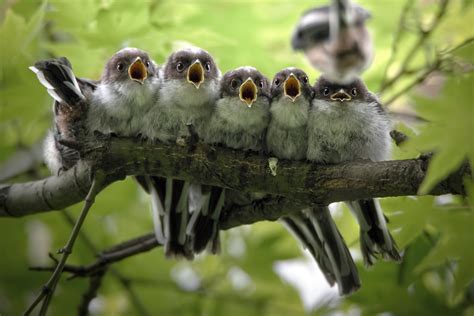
[281,207,360,295]
[186,185,223,255]
[30,57,85,105]
[347,199,402,266]
[137,176,194,260]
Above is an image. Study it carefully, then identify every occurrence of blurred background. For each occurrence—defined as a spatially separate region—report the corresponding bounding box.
[0,0,473,315]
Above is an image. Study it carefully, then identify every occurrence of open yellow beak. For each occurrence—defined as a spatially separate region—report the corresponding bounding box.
[284,73,301,102]
[330,89,352,102]
[128,57,147,84]
[239,77,258,107]
[187,60,205,89]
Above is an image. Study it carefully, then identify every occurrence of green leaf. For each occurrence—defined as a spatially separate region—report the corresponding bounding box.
[406,72,474,194]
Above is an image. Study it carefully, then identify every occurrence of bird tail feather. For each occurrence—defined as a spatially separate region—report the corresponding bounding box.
[30,57,85,105]
[281,207,360,295]
[347,199,402,266]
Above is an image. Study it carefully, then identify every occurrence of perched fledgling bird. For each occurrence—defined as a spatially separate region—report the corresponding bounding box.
[266,68,313,160]
[204,66,271,151]
[87,47,160,137]
[200,66,271,258]
[267,68,359,295]
[291,0,373,83]
[140,47,221,259]
[31,48,159,175]
[308,75,402,266]
[143,47,221,142]
[30,57,97,174]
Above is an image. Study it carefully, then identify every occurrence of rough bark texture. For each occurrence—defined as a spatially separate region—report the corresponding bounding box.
[0,137,468,228]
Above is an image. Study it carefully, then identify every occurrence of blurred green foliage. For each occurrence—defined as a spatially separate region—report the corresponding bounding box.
[0,0,473,315]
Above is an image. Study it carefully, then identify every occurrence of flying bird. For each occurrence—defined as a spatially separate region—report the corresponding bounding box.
[291,0,373,83]
[308,75,402,266]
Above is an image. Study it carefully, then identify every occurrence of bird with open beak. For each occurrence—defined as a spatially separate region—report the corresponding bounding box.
[140,47,221,260]
[266,67,313,160]
[87,47,160,137]
[199,67,270,259]
[143,47,221,142]
[30,57,97,175]
[203,66,270,151]
[308,75,402,267]
[291,0,373,83]
[266,68,360,295]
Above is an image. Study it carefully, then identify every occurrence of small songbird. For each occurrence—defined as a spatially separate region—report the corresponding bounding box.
[308,75,402,266]
[267,68,360,295]
[31,48,159,174]
[291,0,373,83]
[88,47,160,137]
[266,67,313,160]
[200,66,271,260]
[140,47,221,259]
[30,57,97,174]
[204,66,271,151]
[143,47,221,142]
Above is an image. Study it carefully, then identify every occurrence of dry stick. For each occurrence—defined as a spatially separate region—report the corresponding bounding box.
[24,171,105,316]
[61,212,151,316]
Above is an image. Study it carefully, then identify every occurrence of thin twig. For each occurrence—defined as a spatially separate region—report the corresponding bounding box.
[31,234,160,278]
[78,268,107,316]
[61,211,151,316]
[384,61,441,106]
[24,171,105,316]
[379,0,450,94]
[379,0,413,91]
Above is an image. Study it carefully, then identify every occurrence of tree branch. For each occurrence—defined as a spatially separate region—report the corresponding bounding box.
[0,136,468,227]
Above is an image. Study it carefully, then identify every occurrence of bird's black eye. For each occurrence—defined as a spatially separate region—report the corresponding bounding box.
[274,78,280,86]
[145,60,151,68]
[302,76,308,84]
[351,88,357,96]
[176,62,185,72]
[116,62,124,71]
[323,87,330,96]
[230,79,240,89]
[258,80,265,88]
[205,62,211,72]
